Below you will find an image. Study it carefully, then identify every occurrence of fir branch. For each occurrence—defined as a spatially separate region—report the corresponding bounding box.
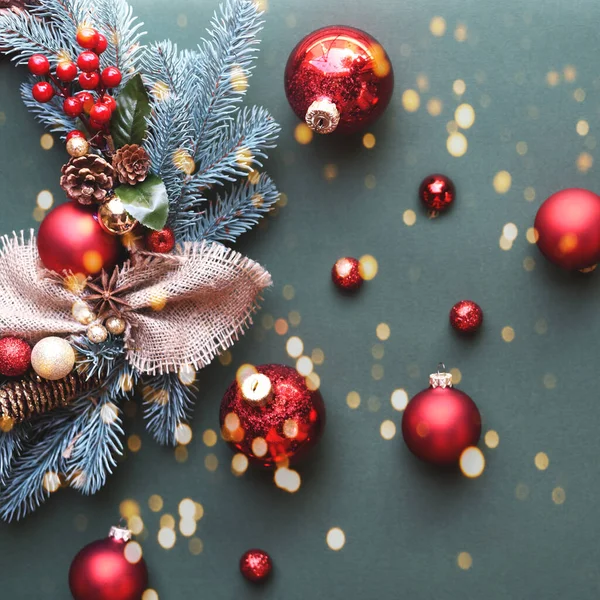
[20,79,76,136]
[30,0,90,53]
[73,334,126,380]
[0,427,25,486]
[142,372,195,446]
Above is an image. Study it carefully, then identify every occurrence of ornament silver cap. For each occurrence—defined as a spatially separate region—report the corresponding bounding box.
[305,98,341,134]
[108,525,133,542]
[429,363,453,389]
[241,373,273,407]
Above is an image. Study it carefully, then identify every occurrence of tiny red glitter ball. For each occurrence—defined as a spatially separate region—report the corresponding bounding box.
[449,300,483,334]
[146,227,176,253]
[0,337,32,377]
[419,174,456,212]
[239,549,273,583]
[331,257,363,291]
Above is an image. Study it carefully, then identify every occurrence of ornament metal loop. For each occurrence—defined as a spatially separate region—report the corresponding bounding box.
[305,98,340,134]
[241,373,273,407]
[108,525,133,542]
[430,363,453,389]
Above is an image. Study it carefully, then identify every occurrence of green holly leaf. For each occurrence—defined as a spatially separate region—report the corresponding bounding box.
[114,175,169,231]
[111,74,151,148]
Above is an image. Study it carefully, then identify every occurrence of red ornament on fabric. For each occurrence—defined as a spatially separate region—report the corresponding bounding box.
[534,188,600,271]
[239,549,273,583]
[331,257,363,291]
[220,364,326,468]
[284,25,394,134]
[402,367,481,466]
[419,174,455,213]
[37,202,122,276]
[0,337,31,377]
[145,227,175,253]
[449,300,483,334]
[69,526,148,600]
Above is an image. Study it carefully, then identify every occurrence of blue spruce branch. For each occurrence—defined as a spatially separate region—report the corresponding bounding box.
[73,334,126,380]
[0,428,25,486]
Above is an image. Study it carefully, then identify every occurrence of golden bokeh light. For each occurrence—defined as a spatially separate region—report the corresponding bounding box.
[427,98,443,116]
[231,453,249,476]
[457,551,473,570]
[312,348,325,365]
[402,89,421,112]
[175,423,193,445]
[120,499,140,519]
[202,429,218,447]
[552,487,566,505]
[526,227,539,244]
[516,141,528,155]
[294,123,313,145]
[296,356,313,376]
[430,16,446,36]
[391,389,408,411]
[40,133,54,150]
[179,518,197,537]
[523,256,536,271]
[501,326,515,342]
[535,452,549,470]
[230,64,248,91]
[450,367,462,385]
[251,437,268,458]
[142,590,159,600]
[358,255,378,280]
[323,163,338,181]
[43,471,60,493]
[454,23,468,42]
[515,483,529,501]
[158,527,176,549]
[189,538,204,555]
[286,336,304,358]
[459,447,485,478]
[149,495,163,512]
[543,373,557,389]
[380,420,396,440]
[376,323,391,341]
[447,132,468,157]
[204,454,218,472]
[493,171,512,194]
[453,79,466,95]
[127,434,142,452]
[503,223,518,241]
[37,190,54,210]
[455,104,475,129]
[100,402,119,424]
[346,391,361,409]
[416,73,429,92]
[283,284,295,300]
[274,318,289,335]
[178,364,196,386]
[160,514,175,529]
[306,372,321,391]
[484,430,499,449]
[179,498,196,519]
[577,151,593,173]
[124,541,143,564]
[172,149,195,175]
[363,133,376,149]
[403,209,417,226]
[546,71,560,87]
[326,527,346,551]
[524,186,536,202]
[574,88,586,102]
[576,119,589,136]
[274,467,301,492]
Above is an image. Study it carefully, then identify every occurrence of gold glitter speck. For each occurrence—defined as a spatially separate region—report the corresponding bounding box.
[376,323,390,340]
[363,133,376,149]
[294,123,313,145]
[40,134,54,150]
[403,209,417,226]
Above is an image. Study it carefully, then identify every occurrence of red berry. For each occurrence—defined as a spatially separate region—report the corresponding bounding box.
[75,91,95,113]
[77,51,99,72]
[76,26,99,50]
[32,81,55,103]
[63,96,83,117]
[90,103,111,123]
[100,94,117,112]
[89,118,104,130]
[56,61,77,82]
[95,33,108,54]
[66,130,86,141]
[78,71,100,90]
[101,66,122,88]
[28,54,50,76]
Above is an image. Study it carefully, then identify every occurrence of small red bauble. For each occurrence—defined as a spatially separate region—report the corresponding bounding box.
[145,227,175,253]
[419,174,456,213]
[402,367,481,466]
[101,66,123,88]
[56,61,78,82]
[69,526,148,600]
[66,130,86,141]
[90,103,112,123]
[76,27,100,50]
[79,71,100,90]
[77,51,100,72]
[37,202,122,275]
[27,54,50,76]
[0,337,32,377]
[284,25,394,134]
[449,300,483,334]
[331,257,363,291]
[240,549,273,583]
[219,364,326,468]
[95,33,108,54]
[32,81,54,103]
[534,188,600,271]
[76,91,95,114]
[100,94,117,112]
[63,96,83,117]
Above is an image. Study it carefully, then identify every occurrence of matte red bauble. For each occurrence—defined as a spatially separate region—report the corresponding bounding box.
[284,25,394,134]
[239,549,273,583]
[37,203,122,276]
[534,188,600,271]
[69,527,148,600]
[402,367,481,466]
[219,364,326,468]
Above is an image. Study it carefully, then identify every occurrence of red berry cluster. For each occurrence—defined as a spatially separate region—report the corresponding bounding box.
[28,26,122,131]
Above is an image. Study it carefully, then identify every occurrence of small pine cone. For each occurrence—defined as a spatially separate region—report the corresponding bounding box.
[60,154,115,205]
[113,144,151,185]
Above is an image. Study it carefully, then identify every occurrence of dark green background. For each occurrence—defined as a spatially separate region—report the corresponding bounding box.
[1,0,599,597]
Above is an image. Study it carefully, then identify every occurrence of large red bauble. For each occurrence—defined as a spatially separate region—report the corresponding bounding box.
[37,202,122,276]
[69,528,148,600]
[402,371,481,466]
[219,364,326,468]
[534,188,600,270]
[284,25,394,134]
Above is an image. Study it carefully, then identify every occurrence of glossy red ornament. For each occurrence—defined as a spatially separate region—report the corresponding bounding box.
[449,300,483,334]
[220,364,326,468]
[145,227,175,253]
[534,188,600,271]
[0,337,32,377]
[56,61,78,82]
[402,368,481,466]
[331,257,363,291]
[79,71,100,90]
[27,54,50,76]
[32,82,54,103]
[69,526,148,600]
[102,66,123,88]
[284,25,394,134]
[419,174,455,213]
[240,549,273,583]
[37,202,122,276]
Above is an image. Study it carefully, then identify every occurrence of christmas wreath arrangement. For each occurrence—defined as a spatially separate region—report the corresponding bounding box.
[0,0,279,521]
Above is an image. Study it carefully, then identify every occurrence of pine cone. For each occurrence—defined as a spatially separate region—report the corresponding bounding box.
[60,154,115,204]
[113,144,151,185]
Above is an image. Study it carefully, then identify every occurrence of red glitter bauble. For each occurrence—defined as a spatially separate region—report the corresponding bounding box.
[239,549,273,583]
[534,188,600,271]
[37,203,122,276]
[402,369,481,466]
[449,300,483,334]
[0,337,31,377]
[331,257,363,291]
[419,174,455,212]
[69,527,148,600]
[284,25,394,134]
[219,364,326,468]
[145,227,175,253]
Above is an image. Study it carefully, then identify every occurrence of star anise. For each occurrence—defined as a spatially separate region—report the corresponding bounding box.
[85,267,134,318]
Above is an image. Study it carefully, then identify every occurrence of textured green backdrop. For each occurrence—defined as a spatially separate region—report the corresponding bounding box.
[1,0,600,598]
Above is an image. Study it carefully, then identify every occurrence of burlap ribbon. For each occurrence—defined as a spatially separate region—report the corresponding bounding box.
[0,231,271,374]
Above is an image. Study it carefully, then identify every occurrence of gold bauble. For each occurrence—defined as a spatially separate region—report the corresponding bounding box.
[105,316,126,336]
[98,197,137,236]
[66,136,90,158]
[72,300,96,325]
[87,324,108,343]
[31,337,75,381]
